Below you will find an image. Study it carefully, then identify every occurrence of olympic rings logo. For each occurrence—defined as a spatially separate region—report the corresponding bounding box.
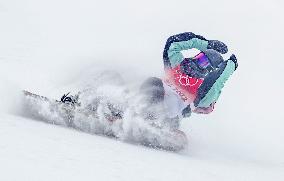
[178,73,199,86]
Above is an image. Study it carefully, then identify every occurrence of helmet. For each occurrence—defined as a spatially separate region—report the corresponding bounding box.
[203,49,224,67]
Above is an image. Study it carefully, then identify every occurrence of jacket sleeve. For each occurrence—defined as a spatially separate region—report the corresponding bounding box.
[194,59,236,108]
[163,32,209,68]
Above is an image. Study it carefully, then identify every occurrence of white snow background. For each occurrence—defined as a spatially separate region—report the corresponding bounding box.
[0,0,284,180]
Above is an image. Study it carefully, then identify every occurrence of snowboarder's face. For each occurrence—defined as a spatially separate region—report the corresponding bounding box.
[180,52,213,78]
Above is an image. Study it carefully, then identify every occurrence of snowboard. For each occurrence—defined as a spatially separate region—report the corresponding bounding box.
[22,90,188,151]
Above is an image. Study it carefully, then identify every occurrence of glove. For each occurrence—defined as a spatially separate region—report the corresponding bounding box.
[229,54,238,70]
[207,40,228,54]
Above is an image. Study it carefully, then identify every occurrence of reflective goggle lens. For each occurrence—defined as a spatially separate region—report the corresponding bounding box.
[194,52,210,69]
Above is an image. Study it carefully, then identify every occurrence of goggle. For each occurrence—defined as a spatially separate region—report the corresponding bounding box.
[192,52,211,69]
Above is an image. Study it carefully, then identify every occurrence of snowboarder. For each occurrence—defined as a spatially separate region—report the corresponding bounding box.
[59,32,238,130]
[139,32,238,129]
[23,32,238,151]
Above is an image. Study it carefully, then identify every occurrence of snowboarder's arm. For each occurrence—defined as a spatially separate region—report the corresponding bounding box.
[193,55,238,111]
[163,32,228,68]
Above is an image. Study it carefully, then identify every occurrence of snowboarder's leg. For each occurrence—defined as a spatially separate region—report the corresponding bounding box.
[139,77,187,140]
[139,77,165,105]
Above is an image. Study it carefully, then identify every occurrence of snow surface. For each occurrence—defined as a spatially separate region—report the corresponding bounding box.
[1,0,284,180]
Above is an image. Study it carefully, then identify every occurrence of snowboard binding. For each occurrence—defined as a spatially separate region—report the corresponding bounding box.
[60,92,80,106]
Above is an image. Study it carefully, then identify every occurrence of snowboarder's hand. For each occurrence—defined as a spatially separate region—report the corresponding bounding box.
[229,54,238,70]
[193,103,215,114]
[207,40,228,54]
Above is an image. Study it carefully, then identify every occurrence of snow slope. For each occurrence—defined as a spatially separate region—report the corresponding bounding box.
[1,114,283,181]
[0,0,284,180]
